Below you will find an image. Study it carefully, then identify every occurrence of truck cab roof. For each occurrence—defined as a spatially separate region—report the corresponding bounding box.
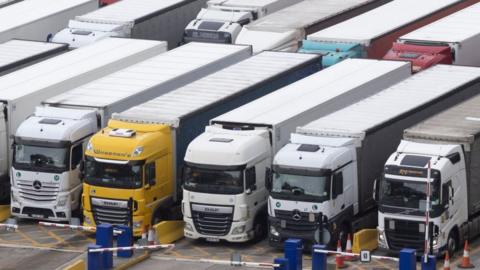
[185,125,270,166]
[274,135,355,171]
[87,120,171,161]
[386,140,461,180]
[195,8,252,23]
[15,107,97,144]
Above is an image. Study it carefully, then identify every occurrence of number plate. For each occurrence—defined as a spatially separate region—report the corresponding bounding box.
[31,214,44,219]
[206,237,220,242]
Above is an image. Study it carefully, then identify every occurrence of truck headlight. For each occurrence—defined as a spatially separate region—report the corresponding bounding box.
[84,215,92,225]
[184,222,193,232]
[232,225,246,235]
[11,192,17,203]
[132,146,143,157]
[58,195,68,206]
[86,141,93,151]
[133,221,142,229]
[270,225,279,237]
[378,228,387,248]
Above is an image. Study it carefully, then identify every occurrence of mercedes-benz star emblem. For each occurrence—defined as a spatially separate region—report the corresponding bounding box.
[33,180,42,190]
[292,210,302,221]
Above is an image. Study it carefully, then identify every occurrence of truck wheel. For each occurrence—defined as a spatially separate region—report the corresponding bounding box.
[252,215,267,241]
[338,223,351,247]
[447,230,458,257]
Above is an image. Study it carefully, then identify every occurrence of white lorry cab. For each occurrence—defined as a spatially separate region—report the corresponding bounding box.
[270,65,480,249]
[182,59,410,243]
[378,68,480,256]
[183,0,298,44]
[53,0,206,49]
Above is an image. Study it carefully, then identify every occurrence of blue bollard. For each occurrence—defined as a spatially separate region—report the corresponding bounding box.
[88,244,104,270]
[284,238,302,270]
[274,257,289,270]
[399,248,417,270]
[312,244,327,270]
[421,255,436,270]
[116,225,133,258]
[96,224,114,269]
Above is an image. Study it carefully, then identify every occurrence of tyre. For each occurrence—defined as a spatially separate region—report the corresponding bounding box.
[446,230,458,257]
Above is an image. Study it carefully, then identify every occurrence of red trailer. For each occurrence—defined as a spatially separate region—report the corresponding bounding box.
[384,2,480,72]
[300,0,478,67]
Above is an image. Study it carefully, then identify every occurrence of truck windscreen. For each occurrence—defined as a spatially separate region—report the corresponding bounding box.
[183,30,232,44]
[271,171,330,203]
[85,157,142,189]
[183,164,244,195]
[380,177,440,211]
[13,144,68,173]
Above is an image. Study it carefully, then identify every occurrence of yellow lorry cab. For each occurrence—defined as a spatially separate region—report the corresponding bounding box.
[83,120,174,236]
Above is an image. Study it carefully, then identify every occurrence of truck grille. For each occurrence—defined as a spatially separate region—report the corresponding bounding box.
[191,204,233,236]
[22,207,54,218]
[275,210,319,231]
[17,179,59,202]
[91,198,130,226]
[385,218,425,251]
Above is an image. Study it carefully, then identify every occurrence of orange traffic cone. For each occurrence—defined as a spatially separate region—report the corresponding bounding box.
[458,240,475,268]
[148,227,156,245]
[443,251,451,270]
[335,240,348,269]
[344,234,357,261]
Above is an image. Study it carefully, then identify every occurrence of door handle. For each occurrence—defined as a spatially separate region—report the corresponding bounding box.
[254,202,258,206]
[341,204,345,210]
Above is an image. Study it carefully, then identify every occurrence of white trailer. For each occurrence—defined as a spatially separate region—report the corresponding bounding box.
[11,42,251,221]
[0,38,167,203]
[182,59,411,243]
[53,0,207,49]
[379,67,480,256]
[271,65,480,249]
[0,0,98,43]
[183,0,299,44]
[0,0,20,9]
[385,3,480,71]
[0,39,68,76]
[234,0,389,53]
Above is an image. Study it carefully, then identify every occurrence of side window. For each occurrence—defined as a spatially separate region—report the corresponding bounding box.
[442,181,452,206]
[246,167,256,190]
[145,162,156,186]
[332,171,343,199]
[71,144,83,169]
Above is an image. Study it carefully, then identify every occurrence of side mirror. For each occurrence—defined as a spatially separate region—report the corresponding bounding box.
[265,168,272,190]
[373,178,379,202]
[246,188,252,195]
[79,160,85,172]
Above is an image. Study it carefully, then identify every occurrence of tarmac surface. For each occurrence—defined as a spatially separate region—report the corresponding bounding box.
[1,219,480,270]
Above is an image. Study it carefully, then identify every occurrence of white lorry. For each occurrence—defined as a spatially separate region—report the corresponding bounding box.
[270,65,480,249]
[234,0,389,53]
[182,59,411,243]
[183,0,299,44]
[0,0,98,43]
[0,38,167,203]
[52,0,207,49]
[0,39,68,76]
[384,2,480,72]
[378,67,480,256]
[11,42,251,221]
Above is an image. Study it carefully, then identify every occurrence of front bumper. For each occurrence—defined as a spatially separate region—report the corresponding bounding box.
[268,216,328,249]
[183,217,252,243]
[11,202,72,222]
[83,209,146,237]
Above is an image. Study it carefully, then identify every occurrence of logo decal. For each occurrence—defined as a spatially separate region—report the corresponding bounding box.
[33,181,42,190]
